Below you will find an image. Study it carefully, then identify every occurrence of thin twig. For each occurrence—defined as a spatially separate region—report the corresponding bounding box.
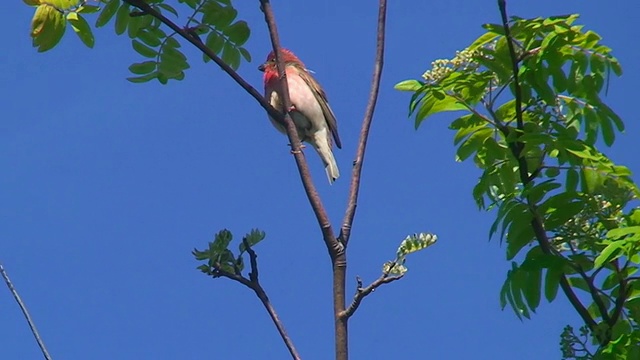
[1,263,52,360]
[243,238,259,283]
[340,273,403,319]
[608,259,628,327]
[259,0,340,258]
[213,253,301,360]
[497,0,600,339]
[251,285,301,360]
[339,0,388,248]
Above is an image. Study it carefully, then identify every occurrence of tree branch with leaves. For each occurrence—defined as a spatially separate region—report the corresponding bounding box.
[397,0,640,357]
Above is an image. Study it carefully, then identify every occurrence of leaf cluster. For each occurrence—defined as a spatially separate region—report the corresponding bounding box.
[26,0,252,83]
[396,13,640,355]
[193,228,265,278]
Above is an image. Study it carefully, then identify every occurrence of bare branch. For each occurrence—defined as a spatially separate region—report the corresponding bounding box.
[251,284,301,360]
[258,0,341,258]
[212,254,301,360]
[340,273,404,319]
[1,263,52,360]
[339,0,388,247]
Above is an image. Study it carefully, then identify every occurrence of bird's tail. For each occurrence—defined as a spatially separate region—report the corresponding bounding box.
[315,144,340,184]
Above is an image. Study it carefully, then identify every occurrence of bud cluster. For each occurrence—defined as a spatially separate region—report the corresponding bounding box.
[421,48,481,84]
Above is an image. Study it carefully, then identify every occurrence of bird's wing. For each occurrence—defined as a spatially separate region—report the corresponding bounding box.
[298,69,342,149]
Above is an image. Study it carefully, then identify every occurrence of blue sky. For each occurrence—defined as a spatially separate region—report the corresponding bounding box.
[2,1,639,359]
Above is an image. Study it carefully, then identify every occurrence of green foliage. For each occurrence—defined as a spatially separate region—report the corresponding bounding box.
[193,229,265,278]
[382,232,437,275]
[560,325,594,359]
[25,0,252,83]
[397,13,640,355]
[31,4,68,52]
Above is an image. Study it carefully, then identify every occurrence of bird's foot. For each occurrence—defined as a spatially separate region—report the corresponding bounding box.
[288,143,306,154]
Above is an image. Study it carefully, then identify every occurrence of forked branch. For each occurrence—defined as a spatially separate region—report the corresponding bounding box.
[210,240,301,360]
[341,273,403,319]
[339,0,388,248]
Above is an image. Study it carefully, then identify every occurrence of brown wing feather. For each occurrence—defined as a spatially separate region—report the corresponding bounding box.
[297,68,342,149]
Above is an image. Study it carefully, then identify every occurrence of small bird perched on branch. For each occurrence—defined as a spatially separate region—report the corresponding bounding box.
[258,48,342,184]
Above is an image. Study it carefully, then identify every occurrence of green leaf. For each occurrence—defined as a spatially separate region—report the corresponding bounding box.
[544,266,562,302]
[565,168,579,193]
[629,209,640,226]
[31,4,66,52]
[127,14,148,39]
[415,93,467,127]
[203,31,224,62]
[156,3,178,17]
[214,6,237,29]
[128,61,156,75]
[600,111,615,146]
[468,31,499,51]
[394,79,423,92]
[544,167,560,178]
[581,167,606,194]
[137,29,162,47]
[494,99,516,123]
[157,72,168,84]
[500,271,510,309]
[178,0,198,9]
[452,113,486,145]
[597,101,625,132]
[221,42,240,70]
[78,5,100,14]
[211,229,233,253]
[567,276,591,293]
[48,0,80,9]
[609,58,623,76]
[127,72,158,83]
[510,268,532,319]
[96,0,119,27]
[525,180,561,205]
[158,53,188,77]
[238,229,266,253]
[523,268,542,312]
[607,226,640,240]
[482,23,505,35]
[396,233,437,260]
[114,2,130,35]
[224,20,250,46]
[132,39,157,58]
[543,199,583,230]
[601,272,620,291]
[66,12,94,48]
[506,208,534,260]
[383,261,407,276]
[164,36,180,48]
[456,128,493,162]
[239,47,251,62]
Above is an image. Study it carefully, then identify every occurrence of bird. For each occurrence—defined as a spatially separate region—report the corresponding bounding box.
[258,48,342,184]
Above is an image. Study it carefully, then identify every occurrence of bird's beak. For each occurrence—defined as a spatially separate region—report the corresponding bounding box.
[258,63,266,72]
